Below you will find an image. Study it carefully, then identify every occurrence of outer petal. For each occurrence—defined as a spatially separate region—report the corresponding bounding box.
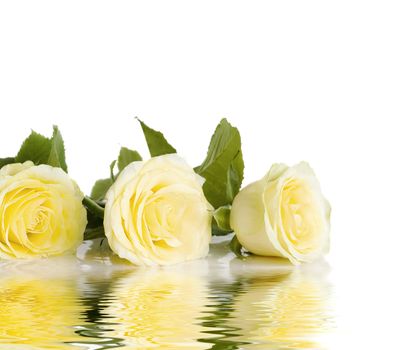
[231,179,284,257]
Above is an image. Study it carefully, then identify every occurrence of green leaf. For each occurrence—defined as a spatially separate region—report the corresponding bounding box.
[213,205,232,232]
[138,118,176,157]
[196,118,244,208]
[226,151,243,203]
[15,130,52,165]
[0,157,16,169]
[90,178,113,201]
[109,160,117,182]
[47,125,68,172]
[117,147,142,172]
[14,127,68,172]
[229,235,245,259]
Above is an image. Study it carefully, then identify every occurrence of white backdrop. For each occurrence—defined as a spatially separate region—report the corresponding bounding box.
[1,1,400,348]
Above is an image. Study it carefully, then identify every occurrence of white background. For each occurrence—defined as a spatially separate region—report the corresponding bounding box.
[0,1,400,348]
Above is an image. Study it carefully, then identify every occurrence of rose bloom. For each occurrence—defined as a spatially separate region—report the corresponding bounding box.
[104,154,213,266]
[230,162,330,264]
[0,161,87,259]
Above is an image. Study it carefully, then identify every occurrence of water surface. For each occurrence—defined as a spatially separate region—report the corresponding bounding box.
[0,240,333,349]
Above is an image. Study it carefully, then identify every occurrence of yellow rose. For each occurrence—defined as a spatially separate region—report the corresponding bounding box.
[104,154,213,266]
[230,162,330,264]
[0,161,87,259]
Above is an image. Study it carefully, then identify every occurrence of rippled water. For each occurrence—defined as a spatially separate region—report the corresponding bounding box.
[0,239,333,349]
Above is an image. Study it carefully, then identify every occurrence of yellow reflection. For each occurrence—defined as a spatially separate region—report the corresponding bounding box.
[231,267,331,349]
[0,275,84,350]
[105,268,210,350]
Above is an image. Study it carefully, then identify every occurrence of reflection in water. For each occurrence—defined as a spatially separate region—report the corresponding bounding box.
[230,269,331,349]
[0,249,333,350]
[105,269,210,349]
[0,275,86,349]
[71,275,126,349]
